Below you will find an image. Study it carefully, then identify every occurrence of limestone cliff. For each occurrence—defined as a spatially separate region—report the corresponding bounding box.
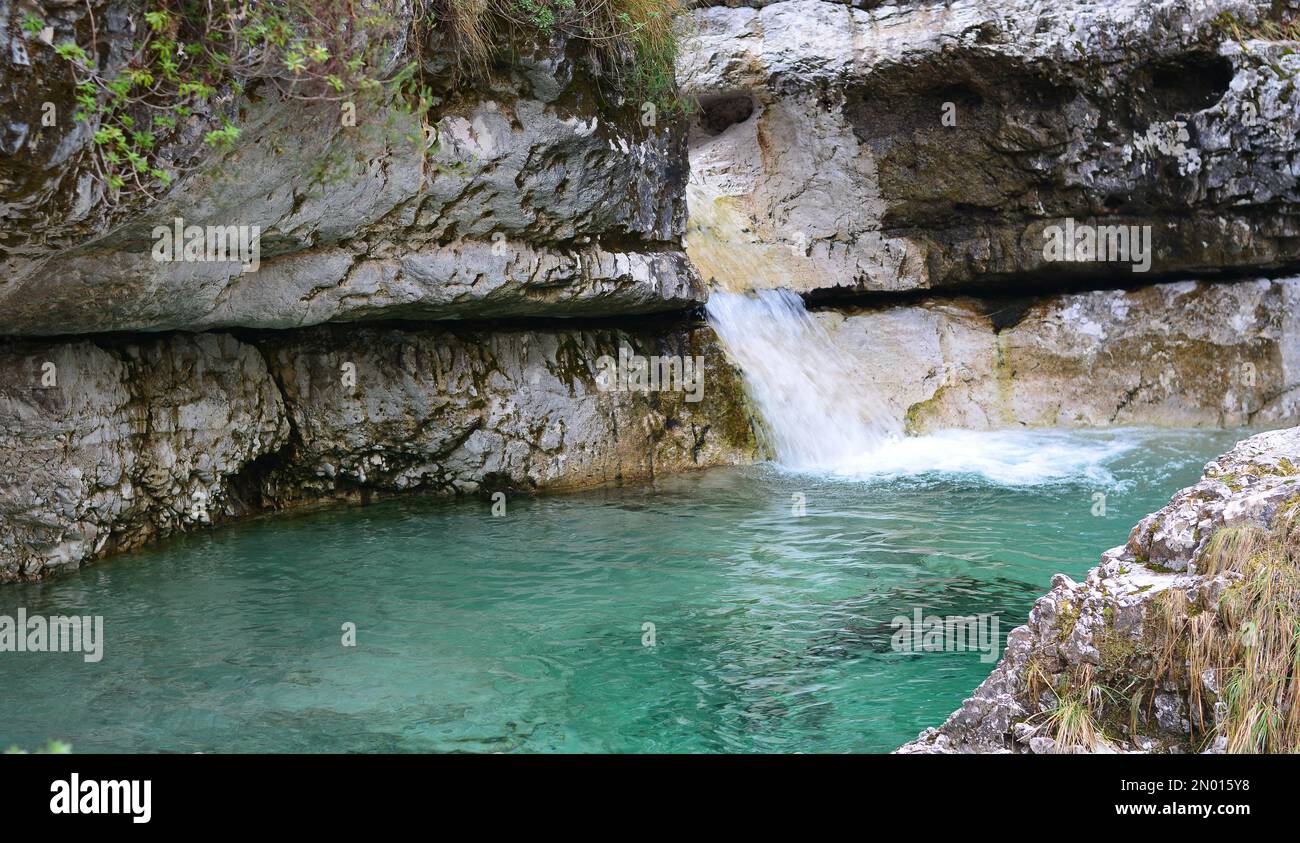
[681,0,1300,295]
[681,0,1300,438]
[0,325,758,581]
[1,0,698,333]
[819,277,1300,431]
[6,0,1300,585]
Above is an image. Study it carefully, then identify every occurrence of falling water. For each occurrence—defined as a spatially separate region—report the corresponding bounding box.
[705,289,903,471]
[705,289,1157,484]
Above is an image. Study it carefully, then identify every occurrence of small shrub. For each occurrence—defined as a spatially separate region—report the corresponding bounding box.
[39,1,431,206]
[36,0,687,207]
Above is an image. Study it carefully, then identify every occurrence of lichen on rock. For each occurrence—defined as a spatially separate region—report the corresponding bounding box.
[680,0,1300,296]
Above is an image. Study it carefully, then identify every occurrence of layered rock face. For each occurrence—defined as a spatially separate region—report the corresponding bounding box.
[1,1,696,335]
[899,426,1300,754]
[0,334,288,580]
[819,276,1300,430]
[257,324,756,500]
[6,0,1300,586]
[0,326,758,581]
[681,0,1300,295]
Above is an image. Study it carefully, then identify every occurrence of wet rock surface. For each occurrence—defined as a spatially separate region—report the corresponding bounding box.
[0,333,289,581]
[256,322,759,500]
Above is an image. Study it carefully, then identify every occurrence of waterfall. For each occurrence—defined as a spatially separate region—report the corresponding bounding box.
[705,289,903,471]
[704,289,1141,485]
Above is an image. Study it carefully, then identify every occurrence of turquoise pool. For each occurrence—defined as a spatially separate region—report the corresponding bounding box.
[0,429,1242,753]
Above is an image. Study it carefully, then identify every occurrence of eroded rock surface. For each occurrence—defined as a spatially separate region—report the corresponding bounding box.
[256,323,759,501]
[818,277,1300,430]
[898,425,1300,753]
[0,3,697,334]
[0,3,757,582]
[0,325,759,581]
[682,0,1300,295]
[0,333,288,581]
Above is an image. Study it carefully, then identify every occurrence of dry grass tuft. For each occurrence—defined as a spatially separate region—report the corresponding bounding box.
[1159,514,1300,752]
[431,0,689,109]
[435,0,496,76]
[1028,661,1106,752]
[1021,510,1300,753]
[1045,694,1099,752]
[1215,10,1300,45]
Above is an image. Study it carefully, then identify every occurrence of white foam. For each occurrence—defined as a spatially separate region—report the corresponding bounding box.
[706,290,1154,486]
[824,428,1137,486]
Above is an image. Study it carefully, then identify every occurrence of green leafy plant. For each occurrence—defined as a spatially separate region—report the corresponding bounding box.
[20,12,45,36]
[42,1,430,206]
[54,42,88,63]
[39,0,686,207]
[202,121,242,150]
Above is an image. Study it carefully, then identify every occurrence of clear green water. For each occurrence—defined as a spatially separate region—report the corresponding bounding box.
[0,429,1243,753]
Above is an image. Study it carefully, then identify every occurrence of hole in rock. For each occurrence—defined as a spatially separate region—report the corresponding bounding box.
[695,93,756,136]
[1141,52,1234,117]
